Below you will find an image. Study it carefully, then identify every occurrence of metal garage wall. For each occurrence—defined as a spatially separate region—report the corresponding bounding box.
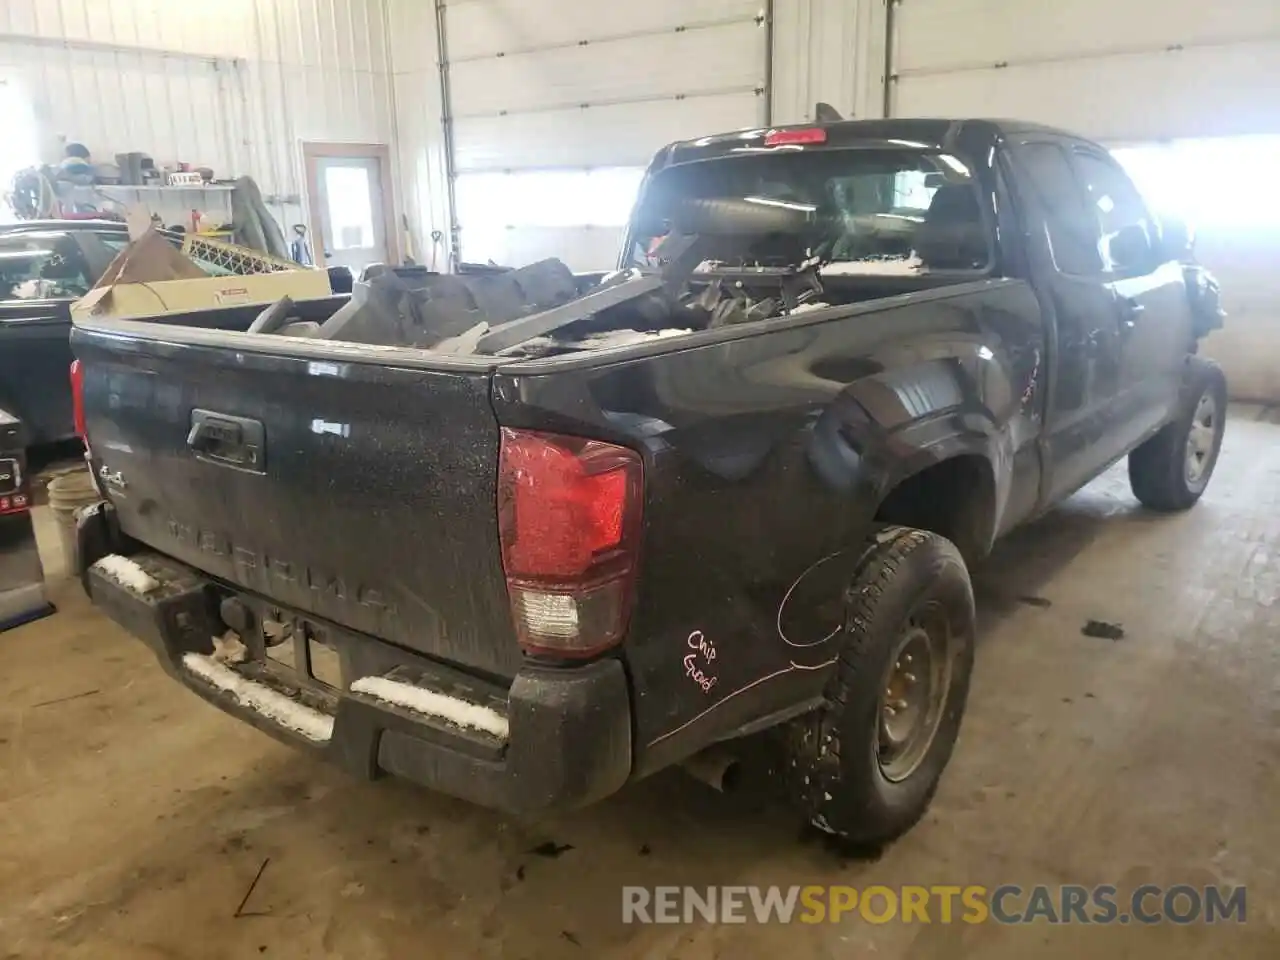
[0,0,394,231]
[771,0,881,125]
[888,0,1280,401]
[386,0,453,272]
[441,0,770,269]
[890,0,1280,140]
[391,0,881,273]
[237,0,395,227]
[1193,228,1280,402]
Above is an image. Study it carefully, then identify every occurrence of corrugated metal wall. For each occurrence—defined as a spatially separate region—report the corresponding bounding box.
[446,0,766,174]
[765,0,1280,402]
[0,0,394,229]
[771,0,1280,140]
[770,0,880,124]
[387,0,769,272]
[386,0,452,271]
[892,0,1280,140]
[880,0,1280,402]
[388,0,888,265]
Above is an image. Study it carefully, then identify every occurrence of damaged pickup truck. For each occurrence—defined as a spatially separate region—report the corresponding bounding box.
[73,118,1226,845]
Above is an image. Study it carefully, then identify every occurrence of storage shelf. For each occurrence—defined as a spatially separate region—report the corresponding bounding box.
[94,184,235,192]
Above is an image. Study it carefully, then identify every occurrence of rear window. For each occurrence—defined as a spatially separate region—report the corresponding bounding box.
[629,147,991,276]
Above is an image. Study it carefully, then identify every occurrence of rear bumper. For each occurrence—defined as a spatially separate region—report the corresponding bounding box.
[79,510,632,814]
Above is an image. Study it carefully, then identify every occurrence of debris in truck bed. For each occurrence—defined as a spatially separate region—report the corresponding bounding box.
[92,555,159,594]
[182,653,335,742]
[476,271,666,353]
[310,250,833,357]
[350,675,510,740]
[571,326,693,349]
[433,320,490,355]
[316,258,579,349]
[821,255,925,276]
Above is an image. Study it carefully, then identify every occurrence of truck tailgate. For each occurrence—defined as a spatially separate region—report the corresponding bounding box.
[73,326,523,679]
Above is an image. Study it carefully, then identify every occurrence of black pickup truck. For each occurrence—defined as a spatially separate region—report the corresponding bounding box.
[72,119,1226,845]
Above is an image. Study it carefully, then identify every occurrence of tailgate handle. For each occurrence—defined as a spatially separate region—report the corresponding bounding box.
[188,410,265,472]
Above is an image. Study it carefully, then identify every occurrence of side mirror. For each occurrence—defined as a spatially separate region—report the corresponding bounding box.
[1158,216,1195,261]
[1109,223,1155,272]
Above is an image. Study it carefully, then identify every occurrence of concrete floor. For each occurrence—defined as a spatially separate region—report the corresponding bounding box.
[2,413,1279,960]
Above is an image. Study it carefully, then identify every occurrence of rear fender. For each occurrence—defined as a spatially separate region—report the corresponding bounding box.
[812,381,1007,544]
[875,441,1002,565]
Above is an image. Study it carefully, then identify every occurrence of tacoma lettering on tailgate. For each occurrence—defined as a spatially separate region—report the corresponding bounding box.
[165,517,397,617]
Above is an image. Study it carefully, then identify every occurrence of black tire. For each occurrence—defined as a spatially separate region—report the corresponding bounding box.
[786,526,975,845]
[1128,358,1227,512]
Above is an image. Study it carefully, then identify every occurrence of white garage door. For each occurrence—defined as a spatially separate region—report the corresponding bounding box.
[891,0,1280,142]
[889,0,1280,402]
[444,0,768,270]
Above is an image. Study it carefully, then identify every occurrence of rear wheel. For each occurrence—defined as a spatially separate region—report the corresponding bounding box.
[1129,359,1227,511]
[786,526,975,845]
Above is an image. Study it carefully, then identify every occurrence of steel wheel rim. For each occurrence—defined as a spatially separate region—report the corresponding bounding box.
[1185,391,1218,487]
[877,603,952,783]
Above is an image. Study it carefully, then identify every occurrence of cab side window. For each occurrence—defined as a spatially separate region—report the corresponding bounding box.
[1070,151,1158,276]
[1014,142,1105,276]
[0,234,93,301]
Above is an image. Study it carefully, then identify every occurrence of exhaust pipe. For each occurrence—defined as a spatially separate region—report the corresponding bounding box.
[681,747,742,793]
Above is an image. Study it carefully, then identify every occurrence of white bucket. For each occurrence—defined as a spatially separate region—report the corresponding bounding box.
[47,468,99,575]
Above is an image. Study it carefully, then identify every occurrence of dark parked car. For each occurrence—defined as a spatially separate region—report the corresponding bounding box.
[0,221,131,446]
[0,220,338,448]
[73,118,1226,845]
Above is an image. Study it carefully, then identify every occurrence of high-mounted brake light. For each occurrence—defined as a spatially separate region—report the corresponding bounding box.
[69,359,86,439]
[765,128,827,147]
[498,428,643,659]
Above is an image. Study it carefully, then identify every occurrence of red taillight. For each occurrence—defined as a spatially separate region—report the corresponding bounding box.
[498,428,643,659]
[70,359,86,439]
[764,128,827,147]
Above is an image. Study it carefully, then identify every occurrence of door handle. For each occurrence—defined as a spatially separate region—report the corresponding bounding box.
[188,410,265,471]
[1120,298,1145,327]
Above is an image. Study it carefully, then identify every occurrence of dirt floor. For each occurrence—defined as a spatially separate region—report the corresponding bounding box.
[2,411,1279,960]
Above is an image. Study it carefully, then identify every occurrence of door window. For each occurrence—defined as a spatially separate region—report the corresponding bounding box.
[308,151,389,273]
[0,234,92,300]
[1015,143,1104,276]
[1070,152,1158,275]
[322,164,377,252]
